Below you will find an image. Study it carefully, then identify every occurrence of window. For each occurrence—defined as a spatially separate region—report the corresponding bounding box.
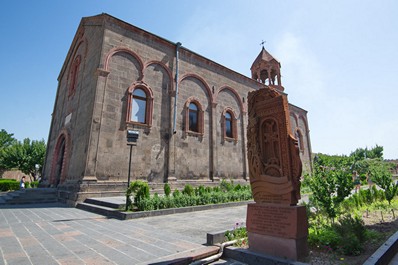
[189,103,199,132]
[222,108,238,142]
[225,112,233,138]
[184,98,204,135]
[295,130,304,152]
[131,88,147,123]
[68,55,81,97]
[127,84,153,127]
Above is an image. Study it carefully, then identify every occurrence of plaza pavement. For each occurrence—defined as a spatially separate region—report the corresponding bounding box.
[0,203,247,265]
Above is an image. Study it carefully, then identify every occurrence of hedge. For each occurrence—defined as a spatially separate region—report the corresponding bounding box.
[0,179,20,191]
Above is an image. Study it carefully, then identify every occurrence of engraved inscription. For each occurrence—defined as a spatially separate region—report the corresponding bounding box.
[247,204,296,238]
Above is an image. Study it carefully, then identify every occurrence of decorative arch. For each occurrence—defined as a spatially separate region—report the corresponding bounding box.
[126,81,154,127]
[66,37,88,98]
[50,129,71,187]
[68,55,81,97]
[290,113,299,127]
[179,74,214,105]
[298,115,309,132]
[215,86,246,114]
[144,61,174,92]
[104,47,144,80]
[184,96,205,135]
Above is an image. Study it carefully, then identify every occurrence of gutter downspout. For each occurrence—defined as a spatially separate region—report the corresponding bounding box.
[172,42,182,134]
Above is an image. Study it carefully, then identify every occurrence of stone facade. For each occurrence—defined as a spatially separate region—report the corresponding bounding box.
[42,13,312,202]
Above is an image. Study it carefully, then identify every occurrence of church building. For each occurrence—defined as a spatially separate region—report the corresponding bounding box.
[42,13,312,204]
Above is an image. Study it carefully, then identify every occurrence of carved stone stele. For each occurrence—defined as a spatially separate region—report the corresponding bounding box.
[247,88,302,205]
[246,87,308,261]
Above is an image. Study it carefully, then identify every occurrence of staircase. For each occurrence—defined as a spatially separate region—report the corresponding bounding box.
[76,197,126,219]
[0,188,58,205]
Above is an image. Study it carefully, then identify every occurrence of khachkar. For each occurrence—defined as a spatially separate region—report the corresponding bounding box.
[246,87,308,261]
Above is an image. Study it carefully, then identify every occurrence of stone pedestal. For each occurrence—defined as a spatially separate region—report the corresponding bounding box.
[246,203,308,261]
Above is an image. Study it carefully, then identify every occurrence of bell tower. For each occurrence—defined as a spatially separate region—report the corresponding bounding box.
[251,47,284,92]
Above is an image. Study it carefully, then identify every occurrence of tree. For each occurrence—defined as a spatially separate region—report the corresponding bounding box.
[369,161,398,205]
[0,129,16,151]
[309,164,353,222]
[350,145,384,161]
[0,138,46,181]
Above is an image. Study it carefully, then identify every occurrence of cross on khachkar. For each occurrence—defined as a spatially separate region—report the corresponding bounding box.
[263,120,279,164]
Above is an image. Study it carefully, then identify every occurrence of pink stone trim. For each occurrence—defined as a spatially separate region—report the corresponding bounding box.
[49,129,71,186]
[179,74,214,105]
[126,81,154,127]
[144,61,174,92]
[184,97,204,135]
[104,47,144,80]
[215,86,246,114]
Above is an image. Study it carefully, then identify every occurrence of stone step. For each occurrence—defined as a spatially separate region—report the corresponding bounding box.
[76,202,125,219]
[0,188,58,205]
[84,197,125,209]
[4,198,58,204]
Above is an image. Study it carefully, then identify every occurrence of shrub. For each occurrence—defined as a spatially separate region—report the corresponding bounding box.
[127,181,252,211]
[220,179,234,192]
[172,189,180,197]
[212,186,220,193]
[27,181,39,188]
[338,233,361,255]
[126,181,150,210]
[195,185,206,196]
[308,226,340,250]
[182,184,194,196]
[164,183,171,197]
[333,215,366,243]
[0,179,19,191]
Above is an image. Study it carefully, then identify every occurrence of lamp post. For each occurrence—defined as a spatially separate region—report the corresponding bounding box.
[35,164,40,181]
[125,130,139,211]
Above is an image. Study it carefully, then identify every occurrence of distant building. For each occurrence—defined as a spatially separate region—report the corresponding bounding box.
[42,13,312,204]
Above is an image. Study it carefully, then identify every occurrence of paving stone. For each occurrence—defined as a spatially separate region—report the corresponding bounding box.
[0,203,247,264]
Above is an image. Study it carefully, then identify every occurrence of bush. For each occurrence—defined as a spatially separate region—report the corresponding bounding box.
[195,185,206,196]
[0,179,19,191]
[182,184,194,196]
[172,189,180,197]
[220,179,234,192]
[309,214,366,256]
[338,234,361,255]
[164,183,171,197]
[28,181,39,188]
[308,226,340,250]
[126,181,150,210]
[132,183,253,211]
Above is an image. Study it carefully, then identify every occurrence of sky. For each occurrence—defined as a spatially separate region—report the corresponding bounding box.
[0,0,397,159]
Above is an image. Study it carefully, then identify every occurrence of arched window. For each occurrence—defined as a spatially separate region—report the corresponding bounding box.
[127,84,153,127]
[131,88,147,123]
[225,112,233,138]
[295,130,304,152]
[222,108,238,142]
[189,103,199,132]
[68,55,81,97]
[184,98,204,135]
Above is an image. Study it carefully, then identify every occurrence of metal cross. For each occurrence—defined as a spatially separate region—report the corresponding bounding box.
[260,40,266,47]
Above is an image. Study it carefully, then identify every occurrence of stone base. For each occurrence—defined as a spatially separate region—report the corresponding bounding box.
[246,203,308,261]
[248,232,308,261]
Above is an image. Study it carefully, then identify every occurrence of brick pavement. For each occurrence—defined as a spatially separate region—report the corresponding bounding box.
[0,203,246,265]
